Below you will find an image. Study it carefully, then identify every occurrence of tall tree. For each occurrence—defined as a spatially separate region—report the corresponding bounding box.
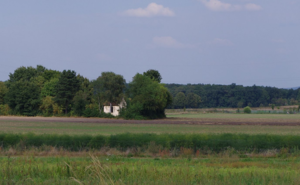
[0,82,8,105]
[143,69,162,83]
[73,75,93,116]
[5,80,41,116]
[92,72,126,112]
[126,73,172,119]
[40,78,59,98]
[173,92,186,109]
[53,70,80,114]
[186,93,201,108]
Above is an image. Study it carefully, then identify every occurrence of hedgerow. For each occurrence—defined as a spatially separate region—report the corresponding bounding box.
[1,133,300,152]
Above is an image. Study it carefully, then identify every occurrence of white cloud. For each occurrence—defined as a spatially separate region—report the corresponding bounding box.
[245,3,262,11]
[200,0,241,11]
[124,3,175,17]
[200,0,262,11]
[209,38,233,46]
[152,36,184,48]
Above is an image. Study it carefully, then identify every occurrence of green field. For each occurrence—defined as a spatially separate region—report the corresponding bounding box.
[2,114,300,184]
[2,119,300,135]
[1,156,300,185]
[167,113,300,120]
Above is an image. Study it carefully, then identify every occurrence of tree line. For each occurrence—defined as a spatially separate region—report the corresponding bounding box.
[166,83,300,109]
[1,65,299,117]
[0,66,171,119]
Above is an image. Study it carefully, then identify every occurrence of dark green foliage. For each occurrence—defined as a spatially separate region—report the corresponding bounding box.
[40,78,59,97]
[143,69,162,83]
[186,93,201,108]
[54,70,80,114]
[82,107,115,118]
[119,101,145,120]
[72,76,93,116]
[97,72,126,104]
[3,133,300,152]
[126,73,172,119]
[5,80,41,116]
[166,83,300,108]
[7,66,38,85]
[173,92,186,108]
[0,81,8,105]
[91,72,126,114]
[243,106,251,114]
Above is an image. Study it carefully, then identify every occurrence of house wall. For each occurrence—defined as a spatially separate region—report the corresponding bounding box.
[103,106,120,116]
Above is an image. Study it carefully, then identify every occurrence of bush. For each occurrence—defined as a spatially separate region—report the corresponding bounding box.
[0,104,11,115]
[243,106,251,114]
[119,102,146,120]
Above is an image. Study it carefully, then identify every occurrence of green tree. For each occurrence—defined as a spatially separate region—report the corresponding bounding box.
[92,72,126,113]
[174,92,186,109]
[30,75,45,90]
[73,75,93,116]
[186,93,201,108]
[0,82,8,105]
[126,73,172,119]
[143,69,162,83]
[5,80,41,116]
[40,96,55,115]
[42,69,61,81]
[53,70,80,114]
[40,78,59,98]
[237,101,244,108]
[91,78,105,113]
[7,66,38,85]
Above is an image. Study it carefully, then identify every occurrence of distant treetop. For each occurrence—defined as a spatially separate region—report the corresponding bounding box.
[143,69,162,83]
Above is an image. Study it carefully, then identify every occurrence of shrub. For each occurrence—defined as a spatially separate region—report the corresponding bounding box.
[0,104,11,115]
[271,104,275,110]
[243,106,251,114]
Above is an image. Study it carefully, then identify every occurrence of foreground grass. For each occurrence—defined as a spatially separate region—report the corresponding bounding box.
[2,120,300,135]
[1,156,300,185]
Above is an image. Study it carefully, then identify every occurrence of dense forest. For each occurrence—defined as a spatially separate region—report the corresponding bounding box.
[166,83,300,108]
[0,65,299,118]
[0,66,171,119]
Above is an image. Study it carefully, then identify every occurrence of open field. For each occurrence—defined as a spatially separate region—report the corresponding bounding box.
[166,105,299,113]
[1,155,300,185]
[2,114,300,135]
[167,112,300,120]
[2,115,300,184]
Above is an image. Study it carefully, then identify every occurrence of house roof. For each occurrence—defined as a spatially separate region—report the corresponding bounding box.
[103,102,119,106]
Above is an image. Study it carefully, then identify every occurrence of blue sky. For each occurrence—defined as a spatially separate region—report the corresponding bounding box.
[0,0,299,88]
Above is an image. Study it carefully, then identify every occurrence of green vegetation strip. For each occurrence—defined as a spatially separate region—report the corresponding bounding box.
[1,156,300,185]
[2,133,300,151]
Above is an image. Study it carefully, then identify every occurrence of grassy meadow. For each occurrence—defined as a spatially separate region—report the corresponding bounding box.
[1,120,300,135]
[2,114,300,135]
[1,156,300,185]
[1,113,300,184]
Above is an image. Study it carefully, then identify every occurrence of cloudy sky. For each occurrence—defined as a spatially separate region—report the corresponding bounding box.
[0,0,299,88]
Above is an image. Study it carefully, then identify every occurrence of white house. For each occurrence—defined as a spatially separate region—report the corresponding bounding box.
[103,98,126,116]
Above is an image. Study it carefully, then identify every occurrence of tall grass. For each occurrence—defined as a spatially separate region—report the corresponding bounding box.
[2,133,300,152]
[1,156,300,185]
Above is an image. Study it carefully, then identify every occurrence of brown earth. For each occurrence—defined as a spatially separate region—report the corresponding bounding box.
[1,116,300,126]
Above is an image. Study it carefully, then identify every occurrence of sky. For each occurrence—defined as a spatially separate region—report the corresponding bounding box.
[0,0,299,88]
